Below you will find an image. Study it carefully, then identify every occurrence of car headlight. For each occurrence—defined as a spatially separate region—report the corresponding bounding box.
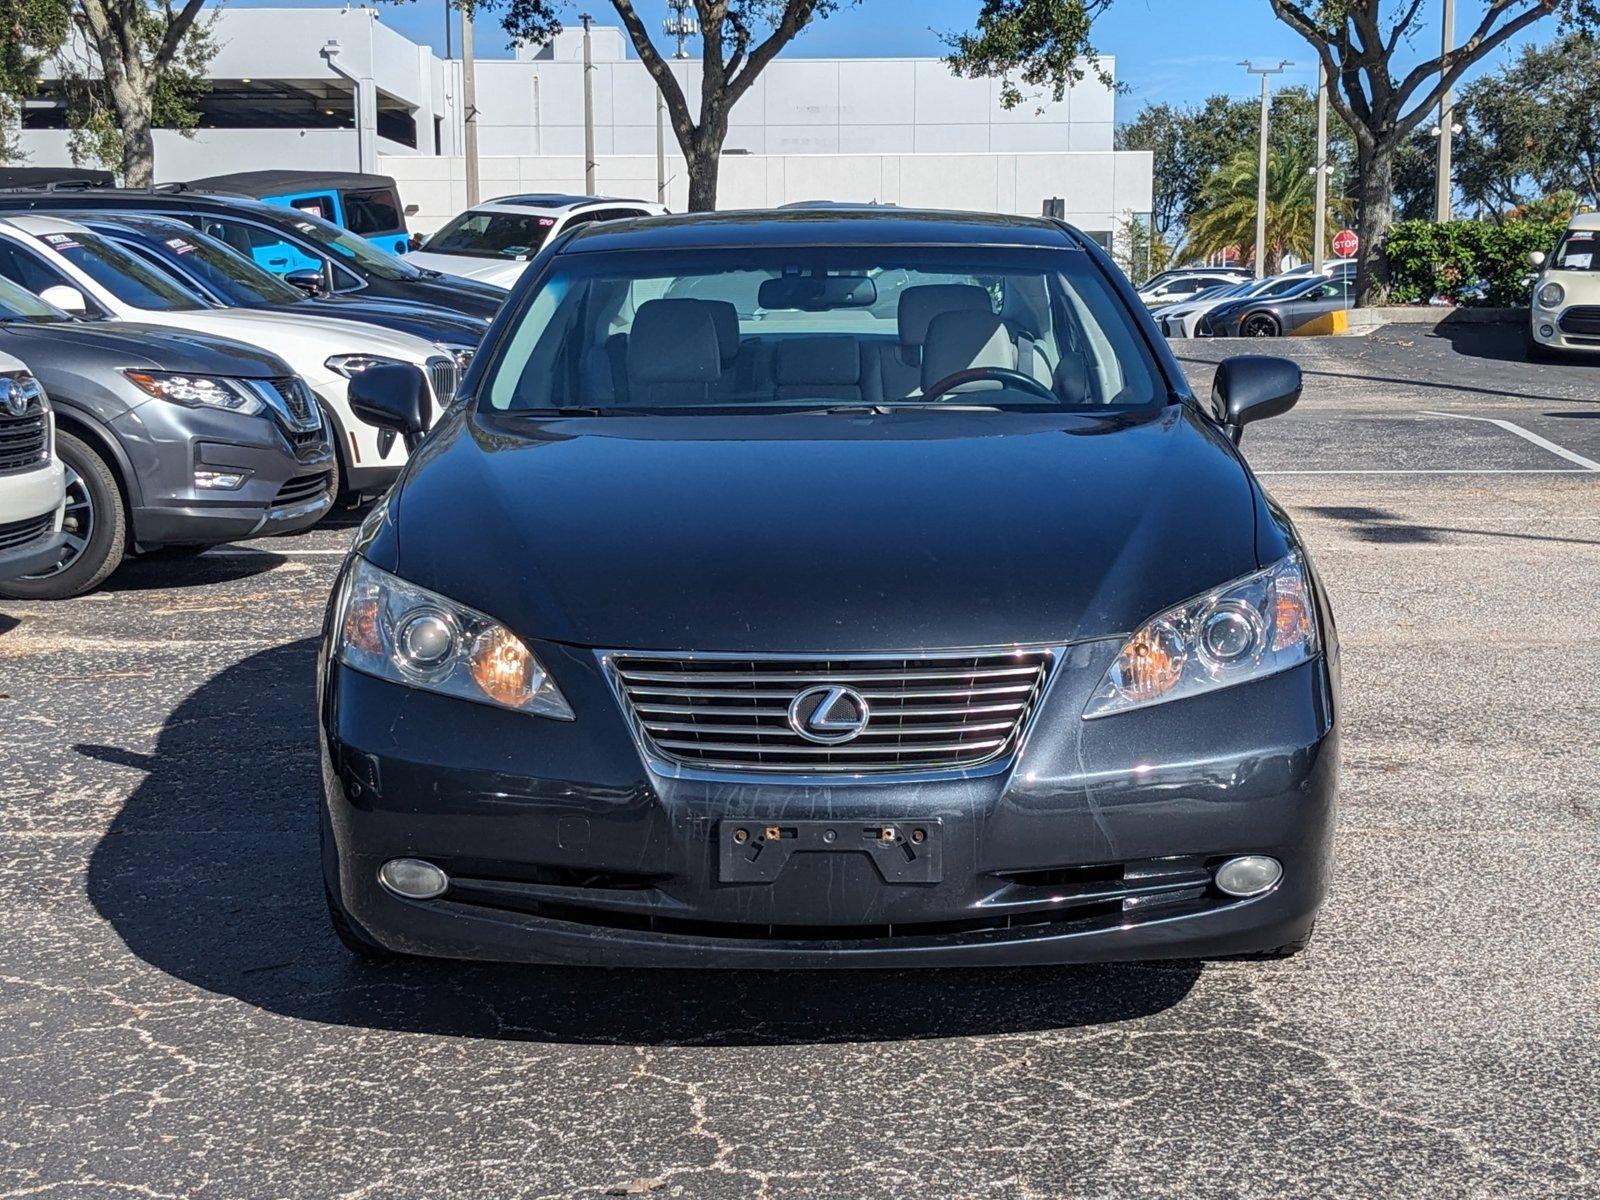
[333,556,574,719]
[325,353,405,378]
[1083,553,1318,719]
[123,370,265,415]
[1536,282,1565,309]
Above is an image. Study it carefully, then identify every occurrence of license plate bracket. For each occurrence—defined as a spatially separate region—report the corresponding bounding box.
[717,818,943,885]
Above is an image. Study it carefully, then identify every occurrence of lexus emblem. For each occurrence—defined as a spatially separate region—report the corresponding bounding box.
[787,685,871,744]
[0,379,25,418]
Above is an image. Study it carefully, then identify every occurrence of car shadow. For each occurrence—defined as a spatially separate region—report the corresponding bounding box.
[83,638,1202,1046]
[100,549,288,591]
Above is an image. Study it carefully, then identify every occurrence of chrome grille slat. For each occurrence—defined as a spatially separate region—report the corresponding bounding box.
[606,648,1055,778]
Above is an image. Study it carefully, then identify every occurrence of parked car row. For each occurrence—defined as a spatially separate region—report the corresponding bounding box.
[1155,261,1357,339]
[0,183,515,599]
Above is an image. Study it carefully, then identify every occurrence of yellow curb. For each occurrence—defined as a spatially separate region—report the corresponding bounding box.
[1292,310,1350,336]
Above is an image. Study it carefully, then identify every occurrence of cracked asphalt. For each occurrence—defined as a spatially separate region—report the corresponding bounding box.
[1,323,1597,1198]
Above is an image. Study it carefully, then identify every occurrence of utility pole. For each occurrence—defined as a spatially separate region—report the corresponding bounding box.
[1434,0,1457,222]
[1240,59,1291,279]
[462,2,480,205]
[1312,61,1328,273]
[581,13,596,196]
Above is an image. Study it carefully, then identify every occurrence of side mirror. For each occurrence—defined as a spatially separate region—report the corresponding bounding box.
[1213,355,1301,441]
[284,268,324,296]
[1527,251,1546,269]
[39,284,87,315]
[348,363,432,453]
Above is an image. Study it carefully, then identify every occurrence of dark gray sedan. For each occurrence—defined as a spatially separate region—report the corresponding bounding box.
[1200,274,1354,338]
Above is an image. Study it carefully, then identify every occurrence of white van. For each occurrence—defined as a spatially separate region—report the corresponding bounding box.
[0,350,65,582]
[1528,212,1600,359]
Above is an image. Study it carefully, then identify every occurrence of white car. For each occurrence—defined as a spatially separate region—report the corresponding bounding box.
[0,215,457,497]
[1528,212,1600,359]
[0,349,65,582]
[405,195,667,289]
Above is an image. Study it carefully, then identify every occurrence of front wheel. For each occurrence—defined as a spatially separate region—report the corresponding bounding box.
[0,431,127,600]
[1241,313,1281,338]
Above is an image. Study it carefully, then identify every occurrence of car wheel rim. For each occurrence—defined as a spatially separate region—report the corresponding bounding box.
[1244,317,1275,337]
[25,464,93,580]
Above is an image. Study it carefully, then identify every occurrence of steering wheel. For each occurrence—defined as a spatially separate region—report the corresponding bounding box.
[920,366,1058,404]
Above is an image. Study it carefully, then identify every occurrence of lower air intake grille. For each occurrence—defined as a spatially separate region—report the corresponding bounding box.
[272,472,331,508]
[0,512,52,553]
[607,649,1054,776]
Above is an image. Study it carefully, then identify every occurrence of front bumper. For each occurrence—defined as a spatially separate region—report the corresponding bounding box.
[320,634,1339,967]
[0,460,66,581]
[1530,309,1600,354]
[112,399,335,548]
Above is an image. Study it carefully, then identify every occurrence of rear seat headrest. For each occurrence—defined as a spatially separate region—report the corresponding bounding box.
[921,310,1013,390]
[627,299,722,385]
[897,284,992,348]
[775,336,861,385]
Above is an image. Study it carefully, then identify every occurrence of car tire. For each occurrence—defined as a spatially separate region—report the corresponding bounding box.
[325,880,400,960]
[1241,313,1281,338]
[0,431,126,601]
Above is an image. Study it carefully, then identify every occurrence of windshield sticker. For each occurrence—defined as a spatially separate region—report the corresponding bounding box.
[42,233,81,251]
[165,238,197,254]
[1563,252,1593,269]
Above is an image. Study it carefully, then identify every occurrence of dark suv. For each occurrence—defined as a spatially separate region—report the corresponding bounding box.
[0,275,332,599]
[0,186,507,320]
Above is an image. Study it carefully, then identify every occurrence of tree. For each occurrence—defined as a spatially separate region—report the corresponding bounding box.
[63,0,214,184]
[0,0,70,163]
[948,0,1589,305]
[424,0,840,211]
[1186,141,1349,272]
[1115,87,1353,266]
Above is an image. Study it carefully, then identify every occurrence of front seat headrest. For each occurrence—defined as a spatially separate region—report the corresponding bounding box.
[627,299,722,385]
[897,283,992,348]
[921,310,1014,391]
[694,299,740,370]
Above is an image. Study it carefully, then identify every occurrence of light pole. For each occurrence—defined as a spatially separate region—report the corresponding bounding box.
[462,2,480,206]
[1241,59,1291,279]
[1312,61,1328,273]
[656,89,666,204]
[1435,0,1455,222]
[580,13,595,196]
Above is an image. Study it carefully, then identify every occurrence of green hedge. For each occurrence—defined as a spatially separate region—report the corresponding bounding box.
[1384,218,1565,306]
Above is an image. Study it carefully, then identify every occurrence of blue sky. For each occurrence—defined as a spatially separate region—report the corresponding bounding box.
[218,0,1553,123]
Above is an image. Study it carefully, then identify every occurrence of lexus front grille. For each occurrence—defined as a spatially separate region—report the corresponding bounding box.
[604,648,1056,778]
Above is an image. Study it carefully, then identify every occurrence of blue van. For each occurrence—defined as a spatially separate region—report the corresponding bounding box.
[184,170,412,257]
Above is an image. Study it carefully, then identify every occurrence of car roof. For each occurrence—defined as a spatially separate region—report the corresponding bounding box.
[181,170,401,196]
[0,186,314,222]
[559,207,1081,253]
[0,213,91,237]
[1566,212,1600,231]
[477,193,656,214]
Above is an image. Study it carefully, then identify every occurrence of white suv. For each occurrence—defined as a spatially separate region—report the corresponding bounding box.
[1528,212,1600,359]
[0,350,65,582]
[406,195,667,289]
[0,215,455,498]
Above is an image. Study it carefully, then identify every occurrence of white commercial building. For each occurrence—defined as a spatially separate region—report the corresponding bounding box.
[17,8,1152,242]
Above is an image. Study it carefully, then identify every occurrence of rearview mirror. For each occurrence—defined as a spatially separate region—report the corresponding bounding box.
[284,268,324,296]
[757,274,877,311]
[39,284,87,315]
[1213,355,1301,441]
[1527,250,1546,269]
[348,363,432,453]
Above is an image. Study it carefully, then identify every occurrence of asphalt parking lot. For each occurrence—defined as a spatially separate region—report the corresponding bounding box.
[2,323,1597,1199]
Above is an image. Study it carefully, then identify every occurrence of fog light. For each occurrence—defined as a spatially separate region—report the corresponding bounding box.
[1214,855,1282,897]
[378,858,449,899]
[194,469,246,490]
[1539,324,1555,339]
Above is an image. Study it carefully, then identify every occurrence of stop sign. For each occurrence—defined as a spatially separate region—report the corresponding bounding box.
[1332,229,1359,258]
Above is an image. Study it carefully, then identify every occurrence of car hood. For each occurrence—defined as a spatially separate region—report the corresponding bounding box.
[299,297,488,343]
[406,251,527,289]
[397,266,510,316]
[0,318,291,376]
[380,405,1264,652]
[173,309,444,366]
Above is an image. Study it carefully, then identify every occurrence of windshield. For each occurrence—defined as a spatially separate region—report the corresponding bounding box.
[38,228,207,311]
[1552,230,1598,271]
[0,273,68,323]
[423,210,556,260]
[482,246,1166,414]
[128,225,304,306]
[283,210,421,280]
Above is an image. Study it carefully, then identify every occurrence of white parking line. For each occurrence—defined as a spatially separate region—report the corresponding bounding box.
[1422,411,1600,472]
[1258,468,1590,475]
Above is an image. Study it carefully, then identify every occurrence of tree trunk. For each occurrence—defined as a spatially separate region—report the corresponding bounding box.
[100,55,155,186]
[685,130,722,212]
[1353,139,1395,307]
[120,107,155,187]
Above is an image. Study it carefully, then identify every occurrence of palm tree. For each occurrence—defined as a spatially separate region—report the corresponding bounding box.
[1187,143,1350,273]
